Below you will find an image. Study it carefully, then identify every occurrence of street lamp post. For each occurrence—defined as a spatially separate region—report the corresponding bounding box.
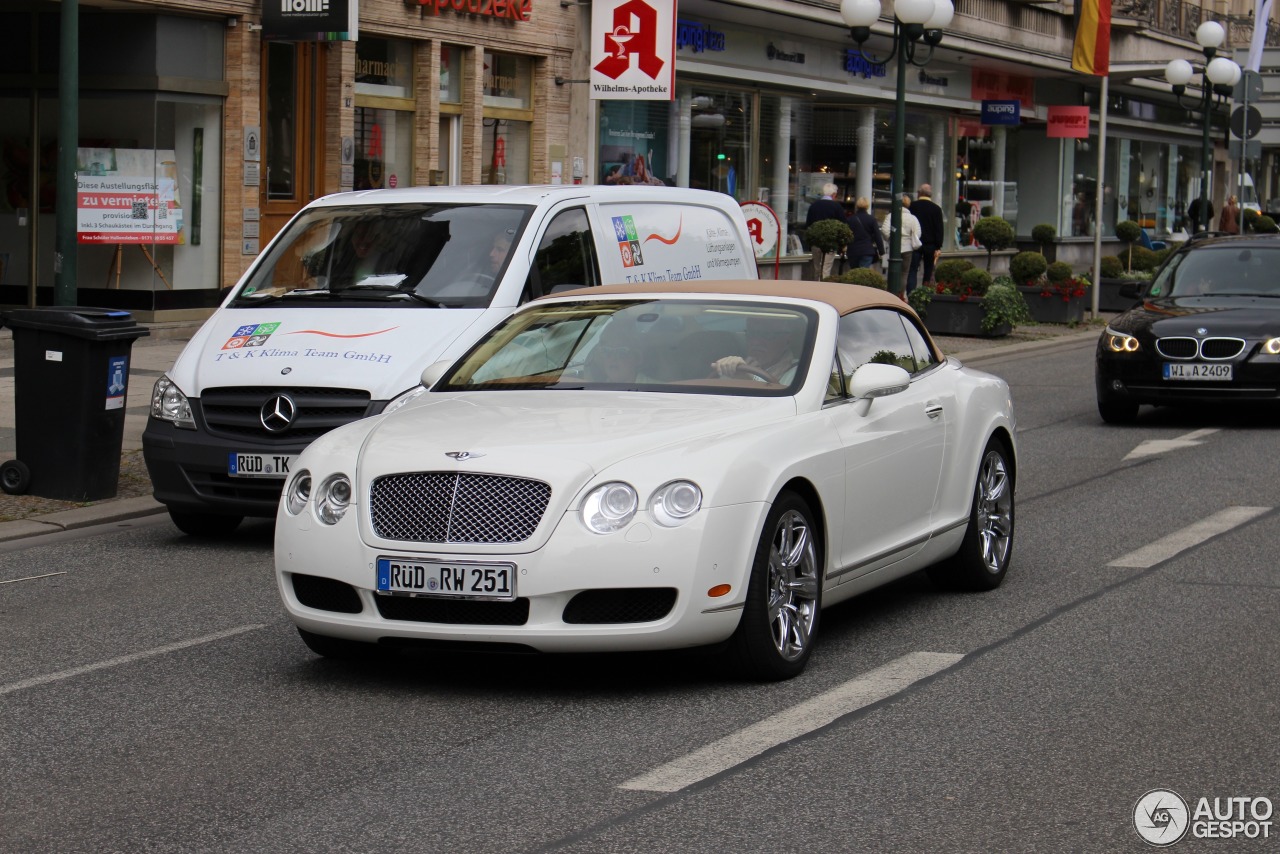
[1164,21,1241,234]
[841,0,952,298]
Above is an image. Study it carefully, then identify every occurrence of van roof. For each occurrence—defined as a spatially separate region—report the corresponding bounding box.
[304,184,740,208]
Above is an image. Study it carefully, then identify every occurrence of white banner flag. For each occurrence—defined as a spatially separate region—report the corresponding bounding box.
[589,0,677,100]
[1248,0,1273,71]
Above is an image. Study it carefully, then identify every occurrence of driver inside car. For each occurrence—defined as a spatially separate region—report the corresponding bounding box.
[712,315,801,384]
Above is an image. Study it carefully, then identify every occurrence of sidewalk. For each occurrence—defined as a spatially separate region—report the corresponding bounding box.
[0,316,1106,543]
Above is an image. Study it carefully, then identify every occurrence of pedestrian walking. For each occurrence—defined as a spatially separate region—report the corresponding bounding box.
[882,194,924,293]
[1219,195,1240,234]
[805,182,848,280]
[845,197,884,269]
[913,184,945,287]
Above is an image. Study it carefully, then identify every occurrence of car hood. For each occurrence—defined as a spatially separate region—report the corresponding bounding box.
[1109,296,1280,338]
[167,307,499,400]
[354,391,796,487]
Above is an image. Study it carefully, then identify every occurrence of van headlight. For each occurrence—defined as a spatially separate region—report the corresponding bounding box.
[383,385,427,415]
[650,480,702,527]
[315,474,353,525]
[582,482,638,534]
[150,375,195,428]
[285,470,312,516]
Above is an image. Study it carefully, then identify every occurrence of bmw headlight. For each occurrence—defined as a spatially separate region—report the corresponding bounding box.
[650,480,702,527]
[1264,337,1280,355]
[285,470,312,516]
[315,474,353,525]
[582,482,638,534]
[382,385,428,415]
[1104,328,1140,353]
[150,375,195,428]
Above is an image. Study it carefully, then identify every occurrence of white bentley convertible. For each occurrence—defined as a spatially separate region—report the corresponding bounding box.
[275,281,1017,680]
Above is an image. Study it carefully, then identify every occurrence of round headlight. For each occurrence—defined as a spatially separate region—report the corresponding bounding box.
[582,482,638,534]
[1105,328,1140,353]
[650,480,703,527]
[1264,337,1280,355]
[316,474,353,525]
[285,470,312,516]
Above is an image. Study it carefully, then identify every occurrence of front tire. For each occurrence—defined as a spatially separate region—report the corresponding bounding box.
[929,439,1014,592]
[168,509,243,538]
[727,492,822,681]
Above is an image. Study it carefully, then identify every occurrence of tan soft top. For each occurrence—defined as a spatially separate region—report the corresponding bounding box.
[553,279,915,318]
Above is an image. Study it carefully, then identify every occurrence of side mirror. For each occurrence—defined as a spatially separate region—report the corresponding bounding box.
[848,363,910,415]
[419,359,453,389]
[1119,282,1143,299]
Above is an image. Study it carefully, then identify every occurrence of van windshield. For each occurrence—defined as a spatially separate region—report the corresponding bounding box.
[231,203,533,308]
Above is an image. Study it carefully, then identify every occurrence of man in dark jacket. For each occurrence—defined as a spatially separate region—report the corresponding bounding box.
[913,184,945,287]
[805,182,847,280]
[845,197,884,268]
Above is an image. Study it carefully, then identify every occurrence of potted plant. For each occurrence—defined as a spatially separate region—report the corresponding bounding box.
[1115,219,1142,271]
[826,267,888,289]
[804,218,853,279]
[971,216,1016,271]
[1031,223,1057,260]
[1027,261,1088,323]
[908,258,1030,337]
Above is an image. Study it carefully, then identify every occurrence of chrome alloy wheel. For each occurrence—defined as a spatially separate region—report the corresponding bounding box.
[767,509,820,661]
[974,449,1013,574]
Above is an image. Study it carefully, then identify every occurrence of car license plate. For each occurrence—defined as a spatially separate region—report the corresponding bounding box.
[227,452,297,478]
[1163,363,1232,381]
[376,558,516,600]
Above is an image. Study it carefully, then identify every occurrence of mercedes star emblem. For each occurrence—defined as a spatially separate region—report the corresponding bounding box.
[260,393,297,433]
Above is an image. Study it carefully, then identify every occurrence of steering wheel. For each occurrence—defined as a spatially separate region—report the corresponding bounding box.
[735,363,778,384]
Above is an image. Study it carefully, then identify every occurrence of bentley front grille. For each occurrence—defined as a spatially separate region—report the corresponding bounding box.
[370,472,552,544]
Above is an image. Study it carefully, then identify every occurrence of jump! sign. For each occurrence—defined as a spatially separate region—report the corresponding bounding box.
[1046,106,1090,138]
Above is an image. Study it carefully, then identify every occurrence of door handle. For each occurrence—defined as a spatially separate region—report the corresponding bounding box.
[925,403,944,419]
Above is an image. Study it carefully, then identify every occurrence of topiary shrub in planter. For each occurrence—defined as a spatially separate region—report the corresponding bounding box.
[805,218,853,254]
[911,263,1028,337]
[826,267,888,289]
[1243,208,1261,233]
[1031,223,1056,255]
[961,267,993,296]
[971,216,1016,270]
[1115,219,1142,271]
[1257,215,1279,234]
[1128,245,1160,272]
[1009,251,1048,286]
[1100,255,1124,279]
[934,258,975,290]
[1046,261,1073,286]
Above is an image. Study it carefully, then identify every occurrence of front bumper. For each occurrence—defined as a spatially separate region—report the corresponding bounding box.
[274,501,767,653]
[1096,351,1280,407]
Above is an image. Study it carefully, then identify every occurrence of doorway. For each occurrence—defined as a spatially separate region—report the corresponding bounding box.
[261,41,327,247]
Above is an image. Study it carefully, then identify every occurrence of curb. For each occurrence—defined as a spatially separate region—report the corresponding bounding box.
[0,325,1104,545]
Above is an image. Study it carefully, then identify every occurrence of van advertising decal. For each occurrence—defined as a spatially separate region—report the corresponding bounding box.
[215,323,399,364]
[611,216,645,268]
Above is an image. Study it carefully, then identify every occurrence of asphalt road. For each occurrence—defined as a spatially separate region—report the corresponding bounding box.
[1,338,1277,853]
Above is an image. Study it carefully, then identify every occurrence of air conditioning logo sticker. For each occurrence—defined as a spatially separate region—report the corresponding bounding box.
[223,322,282,350]
[611,216,645,268]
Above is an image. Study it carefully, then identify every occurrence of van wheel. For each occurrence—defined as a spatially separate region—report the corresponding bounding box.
[169,510,243,537]
[0,460,31,495]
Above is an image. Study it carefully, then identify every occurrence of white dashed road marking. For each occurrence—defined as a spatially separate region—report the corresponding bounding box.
[1124,428,1219,461]
[0,624,266,697]
[619,651,964,793]
[1108,506,1271,568]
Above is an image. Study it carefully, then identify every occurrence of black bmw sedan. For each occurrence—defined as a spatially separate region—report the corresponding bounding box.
[1095,234,1280,423]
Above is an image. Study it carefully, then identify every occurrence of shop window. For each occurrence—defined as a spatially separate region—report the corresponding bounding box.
[440,44,462,104]
[482,119,530,185]
[355,38,414,191]
[482,51,533,185]
[599,100,671,187]
[688,87,751,201]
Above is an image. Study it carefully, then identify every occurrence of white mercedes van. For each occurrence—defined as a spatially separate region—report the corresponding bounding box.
[143,184,757,535]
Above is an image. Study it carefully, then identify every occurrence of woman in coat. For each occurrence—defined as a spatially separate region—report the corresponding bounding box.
[845,197,885,269]
[1219,196,1240,234]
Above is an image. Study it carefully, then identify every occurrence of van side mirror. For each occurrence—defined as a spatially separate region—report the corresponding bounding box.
[420,360,453,389]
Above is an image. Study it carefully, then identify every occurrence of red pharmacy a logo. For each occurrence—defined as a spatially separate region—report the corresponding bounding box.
[594,0,666,81]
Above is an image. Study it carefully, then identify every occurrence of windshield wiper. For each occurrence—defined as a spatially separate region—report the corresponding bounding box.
[229,292,287,307]
[1201,291,1280,298]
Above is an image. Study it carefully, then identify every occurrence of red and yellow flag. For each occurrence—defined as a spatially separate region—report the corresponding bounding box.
[1072,0,1112,76]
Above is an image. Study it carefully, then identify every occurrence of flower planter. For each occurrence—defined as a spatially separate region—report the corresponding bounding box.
[1017,286,1087,324]
[919,293,1010,338]
[1098,278,1143,313]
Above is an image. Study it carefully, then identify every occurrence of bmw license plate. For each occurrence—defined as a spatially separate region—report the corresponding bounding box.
[376,557,516,600]
[228,452,297,478]
[1163,363,1232,381]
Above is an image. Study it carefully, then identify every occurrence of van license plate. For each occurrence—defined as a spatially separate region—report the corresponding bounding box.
[1163,363,1232,381]
[228,452,297,478]
[376,558,516,600]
